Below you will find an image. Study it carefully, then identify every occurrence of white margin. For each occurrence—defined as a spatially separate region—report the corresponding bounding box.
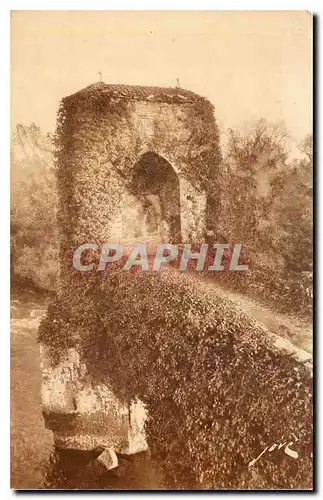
[3,2,320,498]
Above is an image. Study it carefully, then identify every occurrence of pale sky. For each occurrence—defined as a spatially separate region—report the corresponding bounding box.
[11,11,312,151]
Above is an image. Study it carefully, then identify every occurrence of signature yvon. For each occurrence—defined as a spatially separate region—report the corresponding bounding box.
[248,436,299,467]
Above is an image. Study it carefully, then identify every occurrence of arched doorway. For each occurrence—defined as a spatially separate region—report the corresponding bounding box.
[121,152,181,245]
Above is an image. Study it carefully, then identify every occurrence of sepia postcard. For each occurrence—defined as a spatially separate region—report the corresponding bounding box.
[11,10,313,490]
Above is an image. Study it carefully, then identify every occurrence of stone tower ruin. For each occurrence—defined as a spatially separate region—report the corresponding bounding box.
[40,82,222,456]
[55,82,221,275]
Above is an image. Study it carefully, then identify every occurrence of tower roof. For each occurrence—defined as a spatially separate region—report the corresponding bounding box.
[64,82,207,105]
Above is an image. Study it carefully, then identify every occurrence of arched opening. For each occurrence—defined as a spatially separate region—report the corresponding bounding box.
[121,152,181,244]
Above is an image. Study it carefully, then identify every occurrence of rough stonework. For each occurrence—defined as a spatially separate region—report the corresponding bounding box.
[40,345,147,455]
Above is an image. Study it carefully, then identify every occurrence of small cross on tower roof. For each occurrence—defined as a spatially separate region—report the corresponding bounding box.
[99,70,102,82]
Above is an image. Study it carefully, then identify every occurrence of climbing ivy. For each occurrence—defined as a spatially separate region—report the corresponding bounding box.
[39,267,312,489]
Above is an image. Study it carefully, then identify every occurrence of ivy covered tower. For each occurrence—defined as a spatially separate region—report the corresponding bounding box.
[55,82,221,283]
[39,82,222,457]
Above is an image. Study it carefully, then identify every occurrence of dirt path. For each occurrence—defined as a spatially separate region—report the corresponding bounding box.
[205,282,312,355]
